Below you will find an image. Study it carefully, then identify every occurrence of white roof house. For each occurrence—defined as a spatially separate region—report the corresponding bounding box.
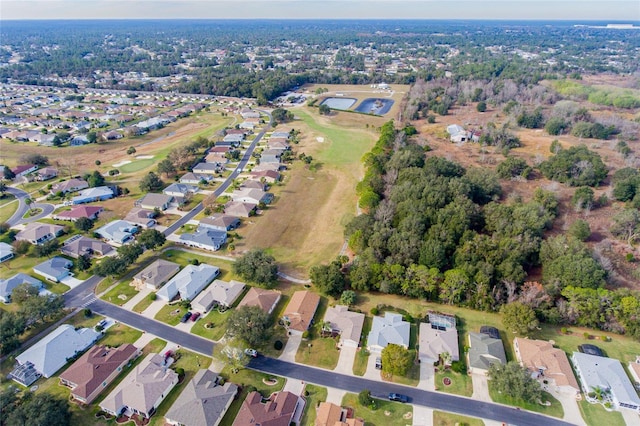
[178,227,227,252]
[33,256,73,283]
[367,312,410,353]
[163,183,199,197]
[95,220,138,244]
[419,321,460,365]
[15,324,100,378]
[156,264,220,302]
[191,279,245,312]
[0,273,43,303]
[324,305,365,348]
[572,352,640,413]
[0,242,14,263]
[71,186,114,204]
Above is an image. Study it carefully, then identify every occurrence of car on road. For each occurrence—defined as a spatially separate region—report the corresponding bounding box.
[180,312,192,323]
[388,393,409,403]
[244,348,258,358]
[191,312,201,322]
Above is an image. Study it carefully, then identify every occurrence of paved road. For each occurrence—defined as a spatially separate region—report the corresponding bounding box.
[5,186,55,226]
[248,357,575,426]
[162,110,273,236]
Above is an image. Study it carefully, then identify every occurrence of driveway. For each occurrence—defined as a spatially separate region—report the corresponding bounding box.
[418,360,435,391]
[61,276,84,290]
[471,373,491,402]
[553,389,586,426]
[122,288,150,310]
[278,332,302,362]
[140,299,167,319]
[325,387,346,405]
[621,409,640,426]
[333,345,357,375]
[363,351,381,380]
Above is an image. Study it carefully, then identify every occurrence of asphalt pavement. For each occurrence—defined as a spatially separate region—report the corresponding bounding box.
[5,186,55,226]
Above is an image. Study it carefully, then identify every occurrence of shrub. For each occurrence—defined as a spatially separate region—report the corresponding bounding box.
[108,169,119,176]
[274,340,283,350]
[476,101,487,112]
[191,258,200,265]
[370,307,379,315]
[83,308,92,317]
[626,253,635,262]
[149,293,157,301]
[302,331,310,339]
[95,160,101,165]
[358,390,373,406]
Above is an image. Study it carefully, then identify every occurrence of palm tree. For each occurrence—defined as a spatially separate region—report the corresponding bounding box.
[25,197,33,213]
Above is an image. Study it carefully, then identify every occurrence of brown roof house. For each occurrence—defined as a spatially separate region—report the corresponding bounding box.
[53,205,103,222]
[100,353,179,419]
[133,259,181,290]
[60,236,114,259]
[15,222,64,245]
[514,338,580,394]
[315,402,364,426]
[232,391,298,426]
[165,369,237,426]
[237,287,281,315]
[59,344,140,404]
[282,290,320,334]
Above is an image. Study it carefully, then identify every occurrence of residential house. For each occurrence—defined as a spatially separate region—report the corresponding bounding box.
[315,402,364,426]
[15,222,64,245]
[100,353,179,419]
[51,178,89,195]
[240,109,260,119]
[191,279,245,312]
[60,236,114,259]
[446,124,480,143]
[178,226,227,252]
[137,193,173,211]
[514,338,580,394]
[102,130,123,141]
[33,256,73,282]
[231,188,273,205]
[232,391,298,426]
[133,259,181,290]
[199,215,240,232]
[282,290,320,334]
[9,362,42,387]
[323,305,365,348]
[367,312,410,353]
[252,162,283,173]
[0,242,14,263]
[156,264,220,302]
[249,169,280,183]
[224,201,257,218]
[11,164,38,178]
[193,162,222,175]
[124,207,157,228]
[572,352,640,412]
[242,179,268,191]
[36,167,58,181]
[467,332,507,375]
[0,273,43,303]
[165,370,238,426]
[59,344,140,404]
[53,205,103,221]
[13,325,100,380]
[163,183,198,198]
[418,312,460,365]
[222,133,244,145]
[71,186,114,204]
[70,135,89,146]
[95,220,138,244]
[261,149,282,164]
[205,152,228,164]
[629,357,640,388]
[180,172,213,185]
[271,132,290,139]
[237,287,281,315]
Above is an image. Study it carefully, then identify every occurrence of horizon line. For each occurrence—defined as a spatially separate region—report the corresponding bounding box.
[2,17,639,22]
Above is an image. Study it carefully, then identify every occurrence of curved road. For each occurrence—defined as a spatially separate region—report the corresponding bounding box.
[5,186,55,226]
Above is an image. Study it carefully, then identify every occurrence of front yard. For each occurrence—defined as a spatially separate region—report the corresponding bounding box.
[300,384,328,426]
[341,392,413,426]
[155,302,190,326]
[190,308,230,341]
[434,368,473,397]
[488,387,564,418]
[100,279,139,306]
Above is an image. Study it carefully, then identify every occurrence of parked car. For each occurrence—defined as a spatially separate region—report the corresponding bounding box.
[375,357,382,370]
[191,312,201,322]
[388,393,409,403]
[244,348,258,358]
[180,312,192,323]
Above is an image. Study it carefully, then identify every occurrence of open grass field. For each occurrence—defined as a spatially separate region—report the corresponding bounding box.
[300,384,328,426]
[342,392,413,426]
[433,411,485,426]
[161,248,238,281]
[117,158,156,173]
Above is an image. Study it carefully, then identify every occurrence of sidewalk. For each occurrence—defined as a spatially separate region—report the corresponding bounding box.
[140,299,166,319]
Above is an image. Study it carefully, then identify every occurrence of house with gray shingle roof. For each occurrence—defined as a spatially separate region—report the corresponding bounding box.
[165,369,237,426]
[15,222,64,245]
[367,312,410,353]
[95,220,138,244]
[137,193,173,211]
[324,305,365,348]
[33,256,73,283]
[178,226,227,252]
[467,332,507,374]
[156,264,220,302]
[133,259,181,290]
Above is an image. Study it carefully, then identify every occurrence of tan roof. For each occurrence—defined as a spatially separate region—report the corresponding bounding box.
[283,291,320,332]
[324,305,365,345]
[59,344,138,403]
[514,338,579,391]
[15,222,63,243]
[316,402,343,426]
[233,391,297,426]
[238,287,281,313]
[133,259,180,289]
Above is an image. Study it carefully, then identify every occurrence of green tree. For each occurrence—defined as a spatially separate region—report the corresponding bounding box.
[116,243,143,265]
[33,239,60,257]
[476,101,487,112]
[488,362,542,404]
[10,283,40,304]
[157,158,176,177]
[545,117,568,135]
[500,301,538,335]
[93,256,127,277]
[87,132,98,144]
[86,170,105,188]
[3,166,16,180]
[610,208,640,246]
[127,146,137,155]
[232,249,278,287]
[226,306,272,347]
[137,228,166,250]
[381,343,414,377]
[310,261,346,297]
[4,392,71,426]
[318,104,331,115]
[74,217,94,232]
[271,108,294,123]
[571,187,594,209]
[496,157,531,179]
[0,310,26,354]
[340,290,357,306]
[139,172,164,192]
[77,253,92,271]
[440,269,471,305]
[538,145,608,187]
[568,219,591,242]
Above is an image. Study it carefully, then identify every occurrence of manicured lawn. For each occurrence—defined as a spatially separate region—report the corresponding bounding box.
[155,302,189,326]
[142,338,168,355]
[100,323,143,347]
[434,369,473,396]
[0,255,44,280]
[300,384,328,426]
[190,308,230,341]
[101,279,139,306]
[488,387,564,418]
[175,223,197,235]
[353,348,370,377]
[118,158,156,173]
[42,279,71,295]
[161,248,238,281]
[578,399,625,426]
[133,292,157,313]
[0,194,18,224]
[341,392,413,426]
[65,310,104,329]
[296,336,340,370]
[433,410,485,426]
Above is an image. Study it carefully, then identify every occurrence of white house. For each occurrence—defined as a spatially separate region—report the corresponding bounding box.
[191,279,245,312]
[95,220,138,244]
[163,183,199,198]
[178,227,227,252]
[0,273,43,303]
[33,256,73,282]
[0,242,14,263]
[367,312,410,353]
[156,264,220,302]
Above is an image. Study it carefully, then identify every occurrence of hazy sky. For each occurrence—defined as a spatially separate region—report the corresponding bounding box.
[2,0,639,21]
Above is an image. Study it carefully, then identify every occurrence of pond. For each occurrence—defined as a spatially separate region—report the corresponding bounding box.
[354,98,394,115]
[320,97,357,110]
